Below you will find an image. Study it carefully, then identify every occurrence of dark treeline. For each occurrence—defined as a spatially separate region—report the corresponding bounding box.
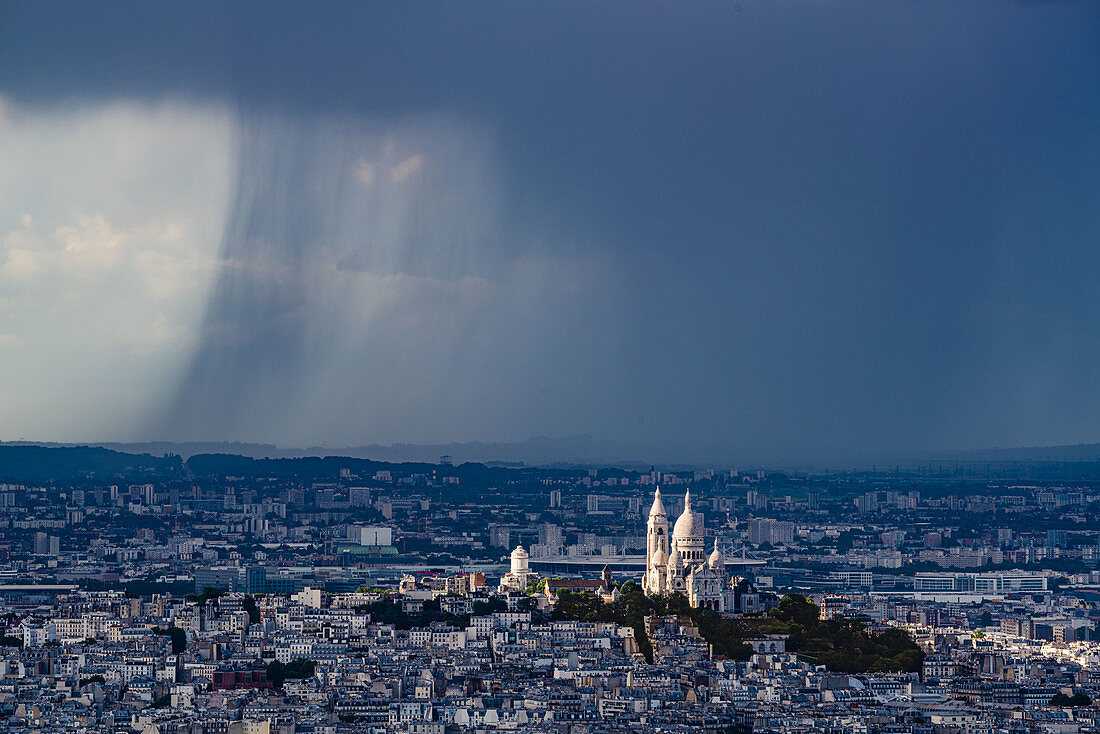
[555,586,923,673]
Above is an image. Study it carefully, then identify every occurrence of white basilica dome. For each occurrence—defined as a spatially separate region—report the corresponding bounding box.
[672,490,704,540]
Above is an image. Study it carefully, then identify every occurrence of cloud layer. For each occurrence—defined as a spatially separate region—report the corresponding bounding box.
[0,2,1098,462]
[0,99,232,439]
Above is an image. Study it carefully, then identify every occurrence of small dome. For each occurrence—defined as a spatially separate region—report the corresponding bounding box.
[511,545,528,559]
[652,547,668,565]
[667,545,683,570]
[672,490,704,540]
[708,540,724,569]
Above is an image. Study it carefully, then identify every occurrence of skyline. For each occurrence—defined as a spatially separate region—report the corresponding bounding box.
[1,1,1099,462]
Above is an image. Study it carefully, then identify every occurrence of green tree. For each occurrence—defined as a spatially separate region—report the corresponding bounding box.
[184,586,223,605]
[772,595,820,628]
[153,626,187,655]
[267,660,285,688]
[835,531,856,554]
[284,658,316,679]
[267,658,316,687]
[472,597,507,615]
[243,595,261,624]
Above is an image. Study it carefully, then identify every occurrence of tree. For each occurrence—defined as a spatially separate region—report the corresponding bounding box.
[153,626,187,655]
[267,660,286,688]
[243,595,261,624]
[184,586,223,605]
[835,531,856,554]
[267,658,316,688]
[152,694,172,709]
[285,658,316,679]
[772,595,820,628]
[1052,692,1093,707]
[472,597,507,616]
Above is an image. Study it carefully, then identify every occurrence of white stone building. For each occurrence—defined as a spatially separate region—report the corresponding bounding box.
[499,545,537,592]
[642,488,760,613]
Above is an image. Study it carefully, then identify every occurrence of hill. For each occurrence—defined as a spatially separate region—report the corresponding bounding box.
[0,445,182,483]
[555,586,923,673]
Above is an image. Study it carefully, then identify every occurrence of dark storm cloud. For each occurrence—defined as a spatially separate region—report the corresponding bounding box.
[2,1,1099,462]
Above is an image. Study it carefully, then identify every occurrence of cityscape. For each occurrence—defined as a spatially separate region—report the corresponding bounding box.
[0,446,1096,731]
[3,1,1100,733]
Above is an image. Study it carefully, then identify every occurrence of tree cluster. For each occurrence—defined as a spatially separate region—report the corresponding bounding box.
[266,658,316,687]
[554,585,923,673]
[354,598,471,630]
[151,626,187,655]
[554,582,750,663]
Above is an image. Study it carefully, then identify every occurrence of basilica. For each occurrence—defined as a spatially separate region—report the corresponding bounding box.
[643,488,766,614]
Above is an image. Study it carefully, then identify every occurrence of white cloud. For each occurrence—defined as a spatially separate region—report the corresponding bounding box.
[390,153,425,182]
[0,245,42,280]
[0,96,233,440]
[352,159,375,185]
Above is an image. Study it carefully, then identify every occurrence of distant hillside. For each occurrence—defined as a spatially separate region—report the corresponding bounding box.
[184,453,397,478]
[3,438,1100,477]
[34,436,713,467]
[183,453,583,487]
[0,445,182,483]
[0,443,603,486]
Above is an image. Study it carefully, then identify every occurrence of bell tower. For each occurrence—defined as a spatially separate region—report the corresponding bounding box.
[643,487,669,595]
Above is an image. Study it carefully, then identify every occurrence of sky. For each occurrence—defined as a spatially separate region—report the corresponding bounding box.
[0,1,1098,464]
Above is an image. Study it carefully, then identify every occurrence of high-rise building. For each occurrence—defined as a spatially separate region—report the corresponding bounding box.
[538,523,563,549]
[488,526,512,549]
[748,519,795,546]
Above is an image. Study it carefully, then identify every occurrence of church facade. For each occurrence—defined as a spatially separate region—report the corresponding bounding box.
[643,488,765,614]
